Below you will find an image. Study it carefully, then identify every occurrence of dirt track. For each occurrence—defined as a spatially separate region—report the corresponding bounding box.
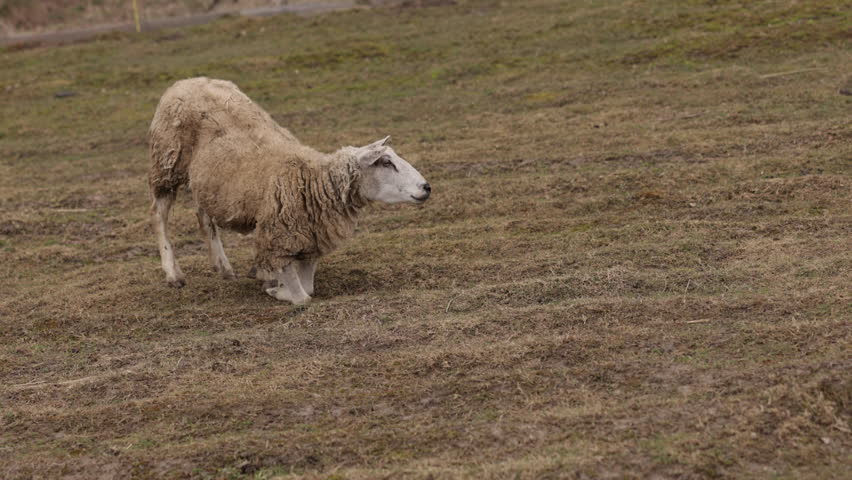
[0,0,362,47]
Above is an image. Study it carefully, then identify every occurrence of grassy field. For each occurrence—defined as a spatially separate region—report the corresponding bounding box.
[1,0,850,478]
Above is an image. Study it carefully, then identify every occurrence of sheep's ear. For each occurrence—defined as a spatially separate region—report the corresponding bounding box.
[356,145,387,167]
[364,136,390,148]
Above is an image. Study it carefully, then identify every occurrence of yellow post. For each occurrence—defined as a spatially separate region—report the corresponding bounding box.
[132,0,141,33]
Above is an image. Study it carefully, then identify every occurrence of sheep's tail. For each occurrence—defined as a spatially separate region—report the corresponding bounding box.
[148,92,201,199]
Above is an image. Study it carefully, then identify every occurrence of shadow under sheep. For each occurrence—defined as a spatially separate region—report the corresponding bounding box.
[311,264,403,298]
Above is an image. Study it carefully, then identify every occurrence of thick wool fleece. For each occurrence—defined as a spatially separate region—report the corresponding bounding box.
[149,77,367,271]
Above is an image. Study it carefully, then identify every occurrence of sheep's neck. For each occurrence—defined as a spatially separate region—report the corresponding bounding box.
[293,156,366,256]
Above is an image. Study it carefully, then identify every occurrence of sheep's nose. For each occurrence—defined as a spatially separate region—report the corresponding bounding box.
[422,183,431,193]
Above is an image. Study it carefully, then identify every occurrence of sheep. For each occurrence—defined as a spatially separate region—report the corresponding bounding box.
[148,77,431,304]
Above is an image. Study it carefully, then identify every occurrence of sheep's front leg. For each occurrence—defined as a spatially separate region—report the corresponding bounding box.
[297,258,319,296]
[265,263,311,305]
[250,267,277,289]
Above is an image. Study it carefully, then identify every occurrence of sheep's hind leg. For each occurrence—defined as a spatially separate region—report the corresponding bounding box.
[196,210,235,279]
[266,264,311,305]
[152,193,185,288]
[297,258,319,296]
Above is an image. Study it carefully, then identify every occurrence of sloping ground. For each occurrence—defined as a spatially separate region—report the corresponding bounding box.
[0,0,850,478]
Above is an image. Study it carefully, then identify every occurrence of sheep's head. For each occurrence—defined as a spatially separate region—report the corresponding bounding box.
[356,136,431,204]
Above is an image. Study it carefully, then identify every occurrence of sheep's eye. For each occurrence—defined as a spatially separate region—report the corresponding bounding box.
[378,156,397,171]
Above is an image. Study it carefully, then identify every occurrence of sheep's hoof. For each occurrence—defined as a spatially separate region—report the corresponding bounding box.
[247,266,258,279]
[265,287,311,305]
[221,270,236,280]
[168,278,186,288]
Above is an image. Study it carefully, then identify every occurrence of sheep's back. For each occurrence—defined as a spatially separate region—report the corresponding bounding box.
[169,77,297,146]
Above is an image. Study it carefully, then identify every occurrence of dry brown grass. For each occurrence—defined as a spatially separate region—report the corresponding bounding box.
[1,0,850,478]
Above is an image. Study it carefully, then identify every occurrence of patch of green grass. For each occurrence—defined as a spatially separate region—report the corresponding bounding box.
[284,42,392,69]
[619,0,850,65]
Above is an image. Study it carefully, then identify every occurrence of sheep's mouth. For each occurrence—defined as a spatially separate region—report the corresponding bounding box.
[411,194,430,202]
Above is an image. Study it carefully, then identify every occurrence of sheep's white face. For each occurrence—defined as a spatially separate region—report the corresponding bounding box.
[357,137,431,204]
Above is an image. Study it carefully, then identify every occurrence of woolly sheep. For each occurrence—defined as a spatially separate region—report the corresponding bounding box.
[148,77,431,304]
